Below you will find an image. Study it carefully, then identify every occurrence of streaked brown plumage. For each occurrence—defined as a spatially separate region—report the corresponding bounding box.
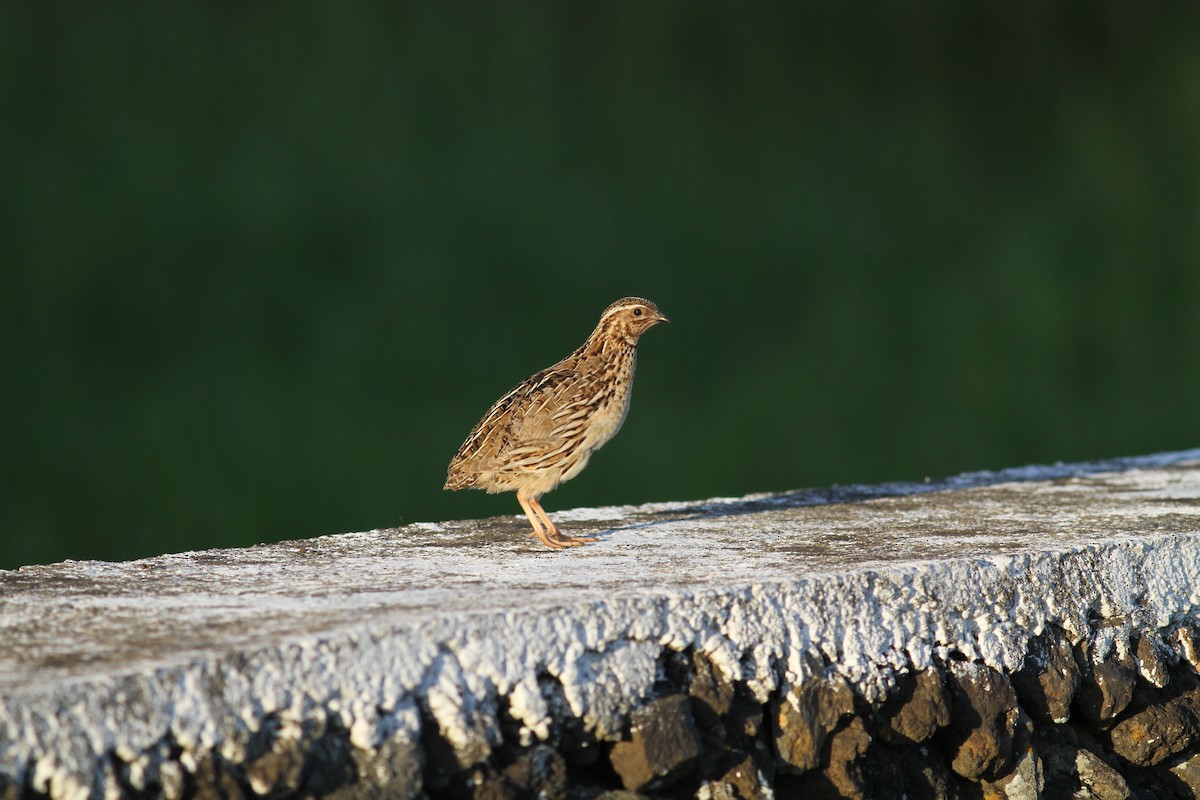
[445,297,668,549]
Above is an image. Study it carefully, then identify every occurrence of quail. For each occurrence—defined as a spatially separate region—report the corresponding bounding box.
[445,297,668,549]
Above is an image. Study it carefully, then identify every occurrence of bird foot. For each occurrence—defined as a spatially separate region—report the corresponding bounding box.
[547,528,596,547]
[527,528,596,548]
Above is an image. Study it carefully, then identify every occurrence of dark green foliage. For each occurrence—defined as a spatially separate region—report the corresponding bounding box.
[2,4,1199,567]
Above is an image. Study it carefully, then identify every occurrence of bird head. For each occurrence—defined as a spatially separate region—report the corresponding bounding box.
[595,297,669,344]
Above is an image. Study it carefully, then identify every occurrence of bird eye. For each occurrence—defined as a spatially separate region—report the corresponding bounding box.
[633,308,643,316]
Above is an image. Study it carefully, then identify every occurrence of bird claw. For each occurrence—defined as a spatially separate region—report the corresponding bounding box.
[548,530,596,547]
[527,528,595,548]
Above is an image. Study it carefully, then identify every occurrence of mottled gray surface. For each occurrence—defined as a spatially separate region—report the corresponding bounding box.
[3,450,1200,798]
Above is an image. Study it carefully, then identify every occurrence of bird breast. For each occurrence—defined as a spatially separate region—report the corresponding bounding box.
[575,350,637,453]
[584,382,631,450]
[549,382,630,489]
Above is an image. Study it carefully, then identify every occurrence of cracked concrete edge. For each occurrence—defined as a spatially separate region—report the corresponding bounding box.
[4,451,1200,798]
[5,538,1200,798]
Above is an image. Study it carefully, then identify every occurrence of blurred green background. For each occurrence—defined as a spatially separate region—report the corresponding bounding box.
[2,4,1199,569]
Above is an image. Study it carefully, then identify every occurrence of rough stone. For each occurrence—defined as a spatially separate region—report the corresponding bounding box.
[1039,732,1131,800]
[862,743,961,800]
[501,745,567,800]
[714,751,771,800]
[1038,736,1078,800]
[1074,642,1136,727]
[1011,627,1080,724]
[980,747,1042,800]
[610,694,703,791]
[773,675,856,773]
[822,717,871,800]
[725,700,764,741]
[695,781,739,800]
[1110,685,1200,767]
[940,661,1018,781]
[1074,748,1131,800]
[463,768,515,800]
[1174,623,1200,673]
[116,741,186,799]
[160,761,185,800]
[300,729,359,797]
[1136,635,1171,689]
[786,718,874,800]
[879,668,950,745]
[190,753,248,800]
[979,712,1042,800]
[1170,753,1200,795]
[242,718,309,796]
[329,735,423,800]
[538,677,605,768]
[689,651,735,720]
[689,650,736,747]
[421,720,470,792]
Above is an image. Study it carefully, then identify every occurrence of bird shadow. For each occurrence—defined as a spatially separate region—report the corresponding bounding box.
[580,449,1200,538]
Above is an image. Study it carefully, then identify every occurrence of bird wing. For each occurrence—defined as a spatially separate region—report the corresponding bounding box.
[448,365,596,477]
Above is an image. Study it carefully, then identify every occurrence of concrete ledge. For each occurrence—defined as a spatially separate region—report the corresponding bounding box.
[3,450,1200,798]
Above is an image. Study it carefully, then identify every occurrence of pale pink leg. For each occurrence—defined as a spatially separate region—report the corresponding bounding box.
[529,497,596,546]
[517,489,564,549]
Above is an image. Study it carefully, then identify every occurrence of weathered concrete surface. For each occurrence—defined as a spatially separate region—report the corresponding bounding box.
[3,450,1200,798]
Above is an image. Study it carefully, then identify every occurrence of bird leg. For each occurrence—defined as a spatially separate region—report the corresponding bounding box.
[528,496,597,546]
[517,490,565,550]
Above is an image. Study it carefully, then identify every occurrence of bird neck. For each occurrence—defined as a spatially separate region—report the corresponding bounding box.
[577,322,638,362]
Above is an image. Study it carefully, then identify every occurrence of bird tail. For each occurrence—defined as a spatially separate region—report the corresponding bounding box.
[443,470,477,491]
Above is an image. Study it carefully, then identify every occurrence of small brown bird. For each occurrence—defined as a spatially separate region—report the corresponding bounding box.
[445,297,668,549]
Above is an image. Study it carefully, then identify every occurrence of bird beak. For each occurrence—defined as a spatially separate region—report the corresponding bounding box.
[654,311,670,324]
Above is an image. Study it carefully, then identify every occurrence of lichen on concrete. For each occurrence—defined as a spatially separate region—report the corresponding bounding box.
[2,450,1200,798]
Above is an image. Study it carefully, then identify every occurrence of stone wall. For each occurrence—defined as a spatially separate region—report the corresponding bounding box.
[397,622,1200,800]
[3,451,1200,799]
[142,622,1199,800]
